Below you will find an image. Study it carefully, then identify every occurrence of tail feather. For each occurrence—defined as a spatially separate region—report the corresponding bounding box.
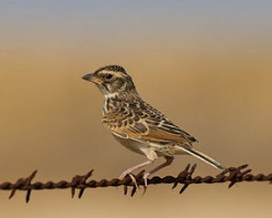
[177,146,224,170]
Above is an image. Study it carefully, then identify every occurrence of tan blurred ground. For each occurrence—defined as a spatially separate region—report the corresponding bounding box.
[0,1,272,218]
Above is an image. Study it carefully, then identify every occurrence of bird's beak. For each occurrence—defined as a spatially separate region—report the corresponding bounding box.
[82,73,94,82]
[82,73,103,84]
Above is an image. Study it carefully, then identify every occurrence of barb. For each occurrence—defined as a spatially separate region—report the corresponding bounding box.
[0,164,271,202]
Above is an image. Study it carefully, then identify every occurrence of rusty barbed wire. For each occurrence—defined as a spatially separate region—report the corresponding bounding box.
[0,164,271,203]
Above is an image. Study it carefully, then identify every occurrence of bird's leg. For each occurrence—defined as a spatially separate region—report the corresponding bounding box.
[143,156,174,188]
[119,159,155,187]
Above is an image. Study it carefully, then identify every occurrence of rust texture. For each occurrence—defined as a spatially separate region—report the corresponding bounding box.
[1,164,271,202]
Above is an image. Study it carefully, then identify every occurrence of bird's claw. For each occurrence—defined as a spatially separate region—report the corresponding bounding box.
[143,172,150,188]
[141,172,150,195]
[119,171,150,196]
[128,173,139,189]
[119,173,139,189]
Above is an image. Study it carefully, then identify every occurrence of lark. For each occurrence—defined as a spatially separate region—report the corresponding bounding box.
[82,65,224,187]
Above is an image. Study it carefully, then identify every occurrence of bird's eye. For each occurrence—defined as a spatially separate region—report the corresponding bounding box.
[105,73,113,80]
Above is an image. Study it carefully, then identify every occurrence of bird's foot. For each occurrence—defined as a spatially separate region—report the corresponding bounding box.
[119,173,139,189]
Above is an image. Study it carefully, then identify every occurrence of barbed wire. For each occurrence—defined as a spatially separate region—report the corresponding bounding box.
[0,164,271,203]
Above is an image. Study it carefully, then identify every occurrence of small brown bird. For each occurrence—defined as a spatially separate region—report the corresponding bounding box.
[82,65,224,187]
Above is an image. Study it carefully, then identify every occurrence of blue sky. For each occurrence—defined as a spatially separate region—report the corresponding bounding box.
[0,0,271,57]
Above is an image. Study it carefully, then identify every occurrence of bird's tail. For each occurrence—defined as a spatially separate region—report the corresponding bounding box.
[177,146,225,170]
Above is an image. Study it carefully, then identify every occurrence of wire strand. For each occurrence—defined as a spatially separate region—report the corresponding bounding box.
[1,164,271,202]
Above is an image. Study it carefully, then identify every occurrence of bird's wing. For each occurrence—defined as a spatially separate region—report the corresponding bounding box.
[102,101,197,146]
[102,107,150,139]
[142,102,197,144]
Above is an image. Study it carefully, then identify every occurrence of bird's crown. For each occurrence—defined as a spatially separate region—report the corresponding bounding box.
[94,65,127,75]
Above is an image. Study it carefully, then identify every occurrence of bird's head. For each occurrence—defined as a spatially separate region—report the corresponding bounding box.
[82,65,137,97]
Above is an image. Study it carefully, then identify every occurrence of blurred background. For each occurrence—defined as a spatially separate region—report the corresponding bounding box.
[0,0,271,217]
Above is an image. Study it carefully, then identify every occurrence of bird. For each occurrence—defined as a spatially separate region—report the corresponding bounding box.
[82,65,224,187]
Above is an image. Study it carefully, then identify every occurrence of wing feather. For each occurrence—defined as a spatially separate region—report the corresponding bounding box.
[102,101,197,146]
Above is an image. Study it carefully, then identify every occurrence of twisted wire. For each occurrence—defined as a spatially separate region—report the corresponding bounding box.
[0,164,271,202]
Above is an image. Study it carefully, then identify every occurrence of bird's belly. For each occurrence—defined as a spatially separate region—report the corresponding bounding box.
[112,134,187,157]
[112,134,146,156]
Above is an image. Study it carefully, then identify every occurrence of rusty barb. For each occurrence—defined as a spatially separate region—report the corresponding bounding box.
[0,164,271,202]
